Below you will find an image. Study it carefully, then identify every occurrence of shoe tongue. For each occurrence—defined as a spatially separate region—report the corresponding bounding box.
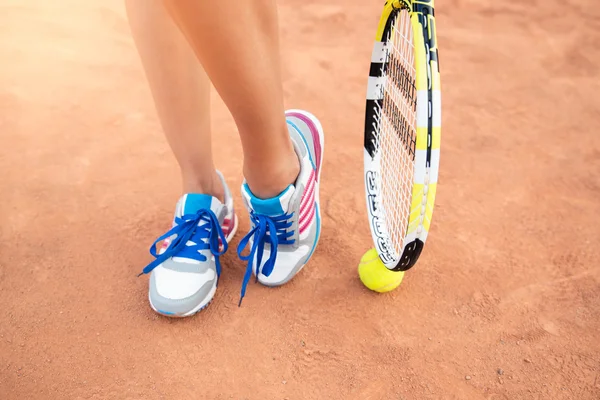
[242,183,295,217]
[179,193,222,217]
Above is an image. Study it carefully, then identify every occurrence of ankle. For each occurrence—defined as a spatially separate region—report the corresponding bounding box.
[244,151,300,199]
[181,170,225,203]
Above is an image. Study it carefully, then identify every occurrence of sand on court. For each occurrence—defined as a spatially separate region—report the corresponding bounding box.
[1,0,599,399]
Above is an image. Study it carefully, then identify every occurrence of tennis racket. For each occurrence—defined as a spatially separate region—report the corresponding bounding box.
[363,0,441,272]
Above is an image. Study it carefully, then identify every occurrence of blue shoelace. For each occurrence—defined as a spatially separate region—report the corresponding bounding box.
[138,209,227,278]
[236,211,295,306]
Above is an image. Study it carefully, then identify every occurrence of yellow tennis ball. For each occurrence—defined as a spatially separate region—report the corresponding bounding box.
[358,248,405,293]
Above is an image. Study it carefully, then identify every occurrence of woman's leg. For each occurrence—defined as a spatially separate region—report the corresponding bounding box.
[162,0,325,304]
[161,0,299,199]
[126,0,240,318]
[125,0,223,200]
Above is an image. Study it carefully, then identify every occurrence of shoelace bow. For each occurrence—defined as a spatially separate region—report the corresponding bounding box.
[236,211,295,306]
[138,209,227,278]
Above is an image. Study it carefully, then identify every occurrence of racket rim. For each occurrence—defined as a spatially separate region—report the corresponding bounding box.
[363,0,441,272]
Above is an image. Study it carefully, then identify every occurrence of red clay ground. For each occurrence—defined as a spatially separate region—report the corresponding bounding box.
[1,0,599,399]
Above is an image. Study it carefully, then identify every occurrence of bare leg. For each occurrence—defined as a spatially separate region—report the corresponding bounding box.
[125,0,224,200]
[162,0,299,199]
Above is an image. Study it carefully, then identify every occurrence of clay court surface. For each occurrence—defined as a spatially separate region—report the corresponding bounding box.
[1,0,600,399]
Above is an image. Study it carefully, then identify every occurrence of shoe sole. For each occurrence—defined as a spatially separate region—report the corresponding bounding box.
[149,213,239,318]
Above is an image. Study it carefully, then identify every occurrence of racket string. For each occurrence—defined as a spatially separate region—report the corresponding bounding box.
[375,10,417,258]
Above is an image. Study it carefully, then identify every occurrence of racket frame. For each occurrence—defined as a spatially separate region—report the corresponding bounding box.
[363,0,441,272]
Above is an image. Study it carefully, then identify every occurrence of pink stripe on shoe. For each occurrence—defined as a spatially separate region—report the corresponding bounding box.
[221,217,232,235]
[300,170,315,214]
[286,111,322,179]
[299,173,316,234]
[299,201,315,234]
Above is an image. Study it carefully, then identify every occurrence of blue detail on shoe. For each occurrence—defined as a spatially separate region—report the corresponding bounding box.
[156,298,212,318]
[286,120,315,170]
[243,183,293,216]
[137,208,227,277]
[183,193,213,215]
[236,211,295,306]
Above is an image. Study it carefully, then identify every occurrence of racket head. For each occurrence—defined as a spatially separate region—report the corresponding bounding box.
[363,0,441,272]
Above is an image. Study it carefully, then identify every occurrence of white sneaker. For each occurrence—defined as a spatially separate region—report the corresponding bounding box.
[138,171,238,317]
[237,110,324,305]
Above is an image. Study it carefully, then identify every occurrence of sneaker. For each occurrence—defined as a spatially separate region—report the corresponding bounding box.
[237,109,324,305]
[138,171,238,317]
